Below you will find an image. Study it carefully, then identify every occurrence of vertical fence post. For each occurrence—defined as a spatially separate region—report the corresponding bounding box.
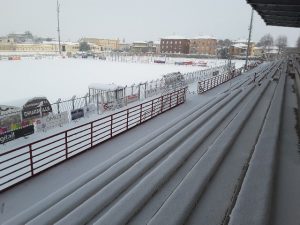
[29,144,34,176]
[140,104,143,124]
[65,132,68,159]
[169,92,172,109]
[90,122,93,147]
[151,100,154,118]
[160,96,164,113]
[96,93,100,114]
[110,115,113,138]
[126,109,129,130]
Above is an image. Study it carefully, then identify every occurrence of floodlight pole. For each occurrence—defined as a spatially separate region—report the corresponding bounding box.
[245,9,254,70]
[57,0,62,55]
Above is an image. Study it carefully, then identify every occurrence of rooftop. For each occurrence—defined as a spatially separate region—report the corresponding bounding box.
[162,35,188,40]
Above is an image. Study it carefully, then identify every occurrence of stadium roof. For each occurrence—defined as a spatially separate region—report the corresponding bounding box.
[246,0,300,28]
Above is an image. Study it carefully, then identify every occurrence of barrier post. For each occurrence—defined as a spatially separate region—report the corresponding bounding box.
[29,144,34,176]
[65,132,68,159]
[160,96,164,113]
[126,109,129,130]
[90,122,93,147]
[140,104,143,123]
[151,100,154,118]
[110,115,113,137]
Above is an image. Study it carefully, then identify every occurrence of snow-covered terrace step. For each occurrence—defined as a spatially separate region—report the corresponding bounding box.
[4,85,247,225]
[228,62,286,225]
[3,61,285,225]
[56,86,253,225]
[2,90,229,225]
[146,80,272,225]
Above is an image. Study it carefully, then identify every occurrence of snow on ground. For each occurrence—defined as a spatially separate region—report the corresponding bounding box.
[0,69,254,223]
[0,58,245,105]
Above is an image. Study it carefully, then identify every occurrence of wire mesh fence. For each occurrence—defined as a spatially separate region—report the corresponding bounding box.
[0,64,229,135]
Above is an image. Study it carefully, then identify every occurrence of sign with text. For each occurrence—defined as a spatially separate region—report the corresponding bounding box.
[22,97,52,120]
[0,125,34,144]
[71,108,84,120]
[36,112,69,132]
[0,131,15,144]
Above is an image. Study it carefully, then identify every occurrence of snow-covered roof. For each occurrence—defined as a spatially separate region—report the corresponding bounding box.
[233,39,253,44]
[191,35,217,40]
[133,41,148,44]
[232,43,248,48]
[162,35,187,40]
[88,83,124,91]
[42,41,79,45]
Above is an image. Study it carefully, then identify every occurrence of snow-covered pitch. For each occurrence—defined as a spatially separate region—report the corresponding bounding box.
[0,58,244,105]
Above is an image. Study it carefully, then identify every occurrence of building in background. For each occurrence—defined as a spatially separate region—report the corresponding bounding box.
[253,46,264,58]
[153,40,160,54]
[130,41,156,53]
[81,38,119,51]
[229,39,255,57]
[0,37,16,51]
[160,36,190,54]
[118,42,131,52]
[189,36,217,55]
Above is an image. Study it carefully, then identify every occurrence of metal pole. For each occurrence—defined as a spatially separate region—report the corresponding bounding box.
[245,9,254,70]
[57,0,62,55]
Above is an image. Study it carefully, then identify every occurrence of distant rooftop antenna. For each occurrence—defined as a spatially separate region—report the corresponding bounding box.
[57,0,62,55]
[245,9,254,69]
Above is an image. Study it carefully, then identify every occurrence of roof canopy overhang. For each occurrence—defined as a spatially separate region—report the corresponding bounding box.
[246,0,300,27]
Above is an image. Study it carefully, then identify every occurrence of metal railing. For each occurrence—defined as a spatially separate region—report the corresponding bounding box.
[0,64,229,136]
[197,70,242,94]
[0,88,187,192]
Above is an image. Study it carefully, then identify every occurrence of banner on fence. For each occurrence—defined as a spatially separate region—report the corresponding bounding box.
[71,108,84,120]
[22,97,52,120]
[127,94,139,104]
[36,112,69,132]
[0,131,15,144]
[0,125,34,144]
[14,125,34,139]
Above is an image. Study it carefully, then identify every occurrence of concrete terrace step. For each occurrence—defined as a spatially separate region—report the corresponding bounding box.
[3,60,289,225]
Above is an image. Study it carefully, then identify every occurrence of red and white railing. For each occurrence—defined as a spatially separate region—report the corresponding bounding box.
[0,88,186,192]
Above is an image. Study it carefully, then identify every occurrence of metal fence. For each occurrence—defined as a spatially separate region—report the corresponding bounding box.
[0,88,187,192]
[197,69,243,94]
[197,62,261,94]
[0,64,229,136]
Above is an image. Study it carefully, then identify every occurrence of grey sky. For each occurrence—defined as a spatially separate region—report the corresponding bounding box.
[1,0,299,46]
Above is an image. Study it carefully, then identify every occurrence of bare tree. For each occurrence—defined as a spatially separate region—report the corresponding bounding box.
[275,35,287,54]
[257,34,274,49]
[257,34,274,59]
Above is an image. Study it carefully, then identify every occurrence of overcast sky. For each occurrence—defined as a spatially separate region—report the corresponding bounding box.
[1,0,299,46]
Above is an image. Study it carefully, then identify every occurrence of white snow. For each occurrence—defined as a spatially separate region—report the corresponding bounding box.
[190,35,217,40]
[162,35,188,40]
[0,58,245,105]
[88,83,122,91]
